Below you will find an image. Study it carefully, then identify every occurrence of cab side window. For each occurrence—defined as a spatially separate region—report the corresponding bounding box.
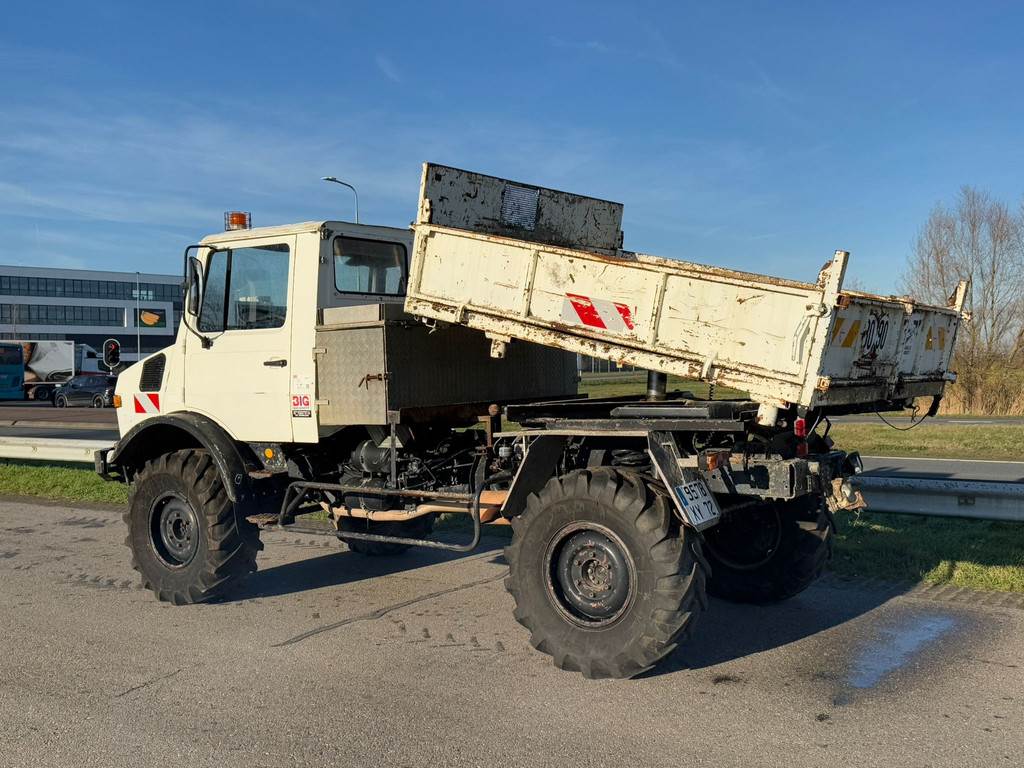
[333,237,406,296]
[199,244,290,332]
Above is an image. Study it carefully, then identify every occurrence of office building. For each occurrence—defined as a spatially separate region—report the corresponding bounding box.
[0,264,181,357]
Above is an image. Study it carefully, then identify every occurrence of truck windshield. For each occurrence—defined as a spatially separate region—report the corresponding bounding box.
[0,345,21,365]
[333,237,406,296]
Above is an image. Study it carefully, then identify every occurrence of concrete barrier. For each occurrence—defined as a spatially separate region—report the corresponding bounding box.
[853,475,1024,523]
[0,437,111,465]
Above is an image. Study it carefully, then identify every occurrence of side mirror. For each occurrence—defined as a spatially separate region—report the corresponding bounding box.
[186,255,205,316]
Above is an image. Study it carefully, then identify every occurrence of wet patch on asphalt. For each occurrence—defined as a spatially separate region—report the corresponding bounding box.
[844,611,958,690]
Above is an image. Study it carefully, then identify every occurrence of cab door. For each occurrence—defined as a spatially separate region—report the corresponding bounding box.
[184,236,295,442]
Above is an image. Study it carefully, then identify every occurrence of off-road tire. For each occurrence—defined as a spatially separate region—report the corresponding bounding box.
[125,449,263,605]
[337,513,436,556]
[504,469,708,679]
[702,495,833,604]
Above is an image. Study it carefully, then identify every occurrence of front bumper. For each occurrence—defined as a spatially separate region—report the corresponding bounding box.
[94,447,116,481]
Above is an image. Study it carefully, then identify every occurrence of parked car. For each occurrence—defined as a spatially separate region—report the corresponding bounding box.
[53,375,117,408]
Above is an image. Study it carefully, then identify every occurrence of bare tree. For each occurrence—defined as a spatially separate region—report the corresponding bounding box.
[901,186,1024,413]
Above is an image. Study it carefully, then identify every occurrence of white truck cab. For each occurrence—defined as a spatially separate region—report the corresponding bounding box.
[115,220,413,444]
[116,217,575,444]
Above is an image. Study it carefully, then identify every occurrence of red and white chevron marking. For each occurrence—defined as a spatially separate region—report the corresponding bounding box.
[561,293,636,334]
[133,393,160,414]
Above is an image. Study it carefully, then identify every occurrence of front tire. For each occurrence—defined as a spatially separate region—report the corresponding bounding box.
[702,496,833,604]
[125,449,263,604]
[54,394,68,408]
[505,469,707,679]
[91,395,105,408]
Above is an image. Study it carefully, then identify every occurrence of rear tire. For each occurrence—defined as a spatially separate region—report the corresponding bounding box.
[125,449,263,604]
[336,513,436,556]
[702,495,833,604]
[504,469,707,679]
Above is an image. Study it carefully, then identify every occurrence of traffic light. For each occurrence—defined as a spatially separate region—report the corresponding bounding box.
[102,338,121,370]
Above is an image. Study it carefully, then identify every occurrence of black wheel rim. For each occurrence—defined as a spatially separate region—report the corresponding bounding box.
[544,522,635,627]
[704,502,783,571]
[92,397,103,407]
[149,492,200,567]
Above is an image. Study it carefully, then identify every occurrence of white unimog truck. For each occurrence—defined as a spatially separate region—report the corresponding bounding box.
[97,164,967,679]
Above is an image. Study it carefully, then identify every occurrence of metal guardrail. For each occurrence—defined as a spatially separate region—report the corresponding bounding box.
[2,436,1022,523]
[0,437,110,465]
[851,475,1024,523]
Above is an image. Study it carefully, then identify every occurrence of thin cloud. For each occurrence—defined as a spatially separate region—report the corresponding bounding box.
[730,63,812,131]
[375,53,402,83]
[548,36,612,54]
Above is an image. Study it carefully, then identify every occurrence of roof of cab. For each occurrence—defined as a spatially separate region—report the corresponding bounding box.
[199,220,412,246]
[200,221,326,245]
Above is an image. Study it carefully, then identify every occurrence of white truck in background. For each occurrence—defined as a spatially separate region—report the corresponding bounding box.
[95,163,966,679]
[8,340,108,401]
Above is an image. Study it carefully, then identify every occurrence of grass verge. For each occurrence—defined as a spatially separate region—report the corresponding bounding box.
[0,460,128,505]
[579,372,746,400]
[827,422,1024,461]
[2,461,1021,593]
[831,511,1024,592]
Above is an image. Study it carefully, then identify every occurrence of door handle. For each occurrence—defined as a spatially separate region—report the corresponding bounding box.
[263,359,288,367]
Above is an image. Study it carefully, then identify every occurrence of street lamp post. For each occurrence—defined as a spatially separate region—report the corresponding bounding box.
[321,176,360,223]
[136,272,141,359]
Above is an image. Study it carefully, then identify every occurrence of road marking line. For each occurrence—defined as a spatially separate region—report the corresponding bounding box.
[863,455,1024,466]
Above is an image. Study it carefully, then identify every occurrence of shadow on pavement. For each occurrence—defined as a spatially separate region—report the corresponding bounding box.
[221,524,977,685]
[221,534,507,602]
[648,580,908,677]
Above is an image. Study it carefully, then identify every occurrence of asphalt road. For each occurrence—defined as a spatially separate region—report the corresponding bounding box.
[0,401,117,445]
[1,498,1022,767]
[832,414,1024,427]
[0,426,118,442]
[0,401,115,442]
[859,456,1024,483]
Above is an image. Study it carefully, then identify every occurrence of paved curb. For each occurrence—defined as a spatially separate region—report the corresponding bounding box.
[819,572,1024,610]
[0,493,124,514]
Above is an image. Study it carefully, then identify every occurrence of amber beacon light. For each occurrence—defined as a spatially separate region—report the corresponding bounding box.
[224,211,252,231]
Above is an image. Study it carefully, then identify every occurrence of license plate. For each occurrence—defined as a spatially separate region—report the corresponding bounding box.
[673,474,721,529]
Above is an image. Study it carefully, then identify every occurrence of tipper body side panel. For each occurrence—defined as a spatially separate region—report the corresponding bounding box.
[407,163,965,412]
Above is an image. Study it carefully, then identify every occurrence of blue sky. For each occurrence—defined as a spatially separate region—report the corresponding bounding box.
[1,1,1022,292]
